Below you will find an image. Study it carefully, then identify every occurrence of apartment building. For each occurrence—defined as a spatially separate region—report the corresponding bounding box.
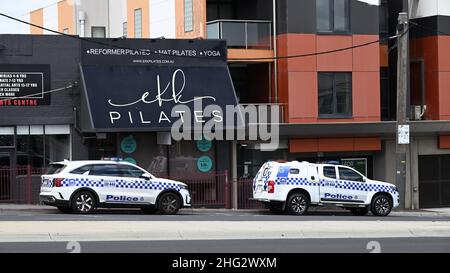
[12,0,450,209]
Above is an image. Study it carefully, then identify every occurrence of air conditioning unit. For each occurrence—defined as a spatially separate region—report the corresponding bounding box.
[411,105,426,120]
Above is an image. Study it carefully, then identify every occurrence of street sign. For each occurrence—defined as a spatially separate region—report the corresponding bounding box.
[398,125,410,144]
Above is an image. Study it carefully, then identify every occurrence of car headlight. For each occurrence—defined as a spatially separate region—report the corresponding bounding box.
[390,185,398,192]
[179,184,188,190]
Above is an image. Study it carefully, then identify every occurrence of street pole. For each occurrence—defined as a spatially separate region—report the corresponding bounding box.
[396,12,409,209]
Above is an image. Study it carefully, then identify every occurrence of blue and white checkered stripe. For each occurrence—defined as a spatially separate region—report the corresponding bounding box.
[275,177,320,187]
[60,178,181,191]
[276,177,396,194]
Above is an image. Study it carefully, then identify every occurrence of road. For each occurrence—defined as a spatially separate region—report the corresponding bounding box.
[0,207,449,253]
[1,238,450,253]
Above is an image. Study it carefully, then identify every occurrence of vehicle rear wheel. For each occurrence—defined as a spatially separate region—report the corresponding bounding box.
[71,191,96,214]
[370,194,393,216]
[350,207,369,216]
[158,192,181,215]
[286,192,309,215]
[57,206,73,214]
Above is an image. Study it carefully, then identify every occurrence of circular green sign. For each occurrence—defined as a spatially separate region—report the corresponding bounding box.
[121,135,137,154]
[196,139,212,152]
[123,157,137,165]
[197,156,213,173]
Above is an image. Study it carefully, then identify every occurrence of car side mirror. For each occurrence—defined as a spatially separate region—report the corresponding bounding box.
[141,173,152,180]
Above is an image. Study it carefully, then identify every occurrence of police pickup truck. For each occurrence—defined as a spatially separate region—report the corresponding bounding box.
[40,159,191,214]
[253,161,399,216]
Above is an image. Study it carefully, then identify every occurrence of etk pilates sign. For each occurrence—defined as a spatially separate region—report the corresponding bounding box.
[80,38,239,131]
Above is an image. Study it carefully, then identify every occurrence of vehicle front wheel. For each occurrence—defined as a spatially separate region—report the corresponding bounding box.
[370,194,393,216]
[57,206,73,214]
[286,192,309,215]
[158,192,181,215]
[71,191,96,214]
[350,207,369,216]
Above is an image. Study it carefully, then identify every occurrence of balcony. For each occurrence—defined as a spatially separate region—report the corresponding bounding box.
[206,20,272,50]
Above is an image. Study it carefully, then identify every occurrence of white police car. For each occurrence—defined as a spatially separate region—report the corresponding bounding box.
[253,161,400,216]
[40,159,191,214]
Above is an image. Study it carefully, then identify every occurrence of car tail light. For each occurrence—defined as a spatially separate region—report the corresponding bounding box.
[53,178,64,187]
[267,180,275,193]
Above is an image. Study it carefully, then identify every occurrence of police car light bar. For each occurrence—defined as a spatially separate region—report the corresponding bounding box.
[102,157,123,161]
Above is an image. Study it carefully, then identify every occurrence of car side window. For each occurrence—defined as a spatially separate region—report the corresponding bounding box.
[118,165,145,178]
[323,166,336,179]
[89,164,122,177]
[338,167,364,182]
[70,165,93,175]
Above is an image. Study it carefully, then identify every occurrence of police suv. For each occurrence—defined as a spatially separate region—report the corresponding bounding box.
[40,160,191,214]
[253,161,399,216]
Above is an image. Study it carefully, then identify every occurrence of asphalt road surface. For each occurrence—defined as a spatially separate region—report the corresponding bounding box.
[1,237,449,253]
[1,208,450,222]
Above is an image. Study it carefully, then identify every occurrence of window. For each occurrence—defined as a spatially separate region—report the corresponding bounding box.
[289,168,300,175]
[134,9,142,38]
[90,164,121,177]
[91,26,106,38]
[184,0,193,32]
[118,165,144,178]
[45,164,66,175]
[338,167,364,182]
[71,165,93,175]
[123,22,127,38]
[318,73,352,117]
[323,166,337,179]
[317,0,350,33]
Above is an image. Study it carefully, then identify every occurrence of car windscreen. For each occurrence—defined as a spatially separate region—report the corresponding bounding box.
[45,164,67,175]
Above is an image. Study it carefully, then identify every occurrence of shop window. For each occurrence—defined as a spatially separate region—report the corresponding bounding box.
[317,0,350,33]
[318,72,352,118]
[0,127,14,147]
[184,0,193,32]
[134,8,142,38]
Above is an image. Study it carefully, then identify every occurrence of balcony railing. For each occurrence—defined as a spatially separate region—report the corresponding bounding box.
[206,20,272,49]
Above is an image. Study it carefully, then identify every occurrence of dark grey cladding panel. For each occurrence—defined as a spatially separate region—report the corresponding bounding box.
[277,0,379,35]
[351,0,379,35]
[0,35,80,125]
[410,15,450,39]
[277,0,316,34]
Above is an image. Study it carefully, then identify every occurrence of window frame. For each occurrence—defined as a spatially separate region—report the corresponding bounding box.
[184,0,194,32]
[318,72,353,118]
[316,0,351,34]
[134,8,143,38]
[91,26,106,38]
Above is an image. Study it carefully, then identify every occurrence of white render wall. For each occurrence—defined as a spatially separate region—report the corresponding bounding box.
[150,0,176,38]
[76,0,109,37]
[409,0,450,19]
[109,0,127,38]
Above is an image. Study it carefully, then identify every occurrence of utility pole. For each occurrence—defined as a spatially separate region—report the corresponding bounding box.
[396,12,409,209]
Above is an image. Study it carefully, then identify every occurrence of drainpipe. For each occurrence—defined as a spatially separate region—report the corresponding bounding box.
[272,0,278,104]
[78,10,86,38]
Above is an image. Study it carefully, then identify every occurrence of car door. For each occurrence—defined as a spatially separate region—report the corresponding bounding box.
[117,164,156,204]
[87,164,124,203]
[319,165,339,202]
[335,166,368,203]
